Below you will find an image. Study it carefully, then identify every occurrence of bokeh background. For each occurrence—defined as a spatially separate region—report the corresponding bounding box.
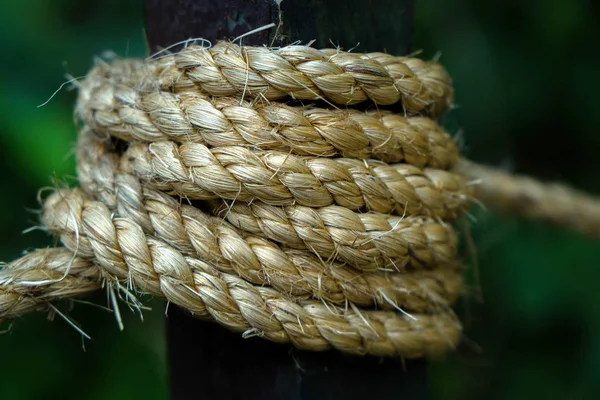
[1,0,599,398]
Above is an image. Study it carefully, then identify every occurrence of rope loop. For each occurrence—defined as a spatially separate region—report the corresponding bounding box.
[3,41,599,357]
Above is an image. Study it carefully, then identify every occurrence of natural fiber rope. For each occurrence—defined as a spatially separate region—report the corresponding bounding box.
[1,41,599,358]
[57,129,465,309]
[102,41,454,113]
[455,160,600,237]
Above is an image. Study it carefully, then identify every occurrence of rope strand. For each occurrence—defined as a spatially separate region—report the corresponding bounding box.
[166,42,454,113]
[79,73,458,166]
[124,140,470,217]
[455,159,600,236]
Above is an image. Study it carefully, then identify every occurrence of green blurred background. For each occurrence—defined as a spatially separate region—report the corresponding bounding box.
[1,0,599,398]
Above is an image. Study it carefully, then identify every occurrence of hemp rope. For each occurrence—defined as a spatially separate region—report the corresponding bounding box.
[455,160,600,237]
[1,42,599,358]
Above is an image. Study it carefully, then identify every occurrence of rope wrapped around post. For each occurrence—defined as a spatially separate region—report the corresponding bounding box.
[2,41,599,358]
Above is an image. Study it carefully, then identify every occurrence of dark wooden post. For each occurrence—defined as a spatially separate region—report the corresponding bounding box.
[144,1,423,399]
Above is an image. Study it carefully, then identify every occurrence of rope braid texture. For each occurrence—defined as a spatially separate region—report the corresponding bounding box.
[2,41,600,358]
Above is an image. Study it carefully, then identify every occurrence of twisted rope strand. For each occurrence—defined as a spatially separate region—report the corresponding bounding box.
[79,78,458,166]
[77,43,454,115]
[455,160,600,237]
[213,201,458,270]
[166,41,454,113]
[124,140,471,218]
[0,248,101,320]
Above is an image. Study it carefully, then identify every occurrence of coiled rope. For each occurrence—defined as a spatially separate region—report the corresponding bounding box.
[1,41,599,358]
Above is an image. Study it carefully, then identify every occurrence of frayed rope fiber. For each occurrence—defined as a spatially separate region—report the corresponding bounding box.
[2,41,600,358]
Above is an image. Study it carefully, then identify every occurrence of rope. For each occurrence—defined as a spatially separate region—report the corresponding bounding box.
[1,41,599,358]
[455,160,600,237]
[136,41,455,113]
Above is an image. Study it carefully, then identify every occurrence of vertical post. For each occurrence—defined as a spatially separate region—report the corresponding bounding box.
[145,0,414,54]
[144,1,423,399]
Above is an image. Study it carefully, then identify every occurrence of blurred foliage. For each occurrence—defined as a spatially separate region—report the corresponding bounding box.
[0,0,599,399]
[416,1,600,398]
[0,1,166,399]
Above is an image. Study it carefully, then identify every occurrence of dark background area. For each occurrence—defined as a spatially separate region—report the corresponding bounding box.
[1,0,599,398]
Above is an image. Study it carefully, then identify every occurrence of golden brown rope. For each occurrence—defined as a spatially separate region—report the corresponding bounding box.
[81,83,458,166]
[124,140,468,217]
[0,248,101,320]
[3,41,599,358]
[142,41,455,113]
[455,160,600,237]
[0,43,465,357]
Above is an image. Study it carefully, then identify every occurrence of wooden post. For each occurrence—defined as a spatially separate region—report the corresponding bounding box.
[145,0,414,55]
[144,1,423,399]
